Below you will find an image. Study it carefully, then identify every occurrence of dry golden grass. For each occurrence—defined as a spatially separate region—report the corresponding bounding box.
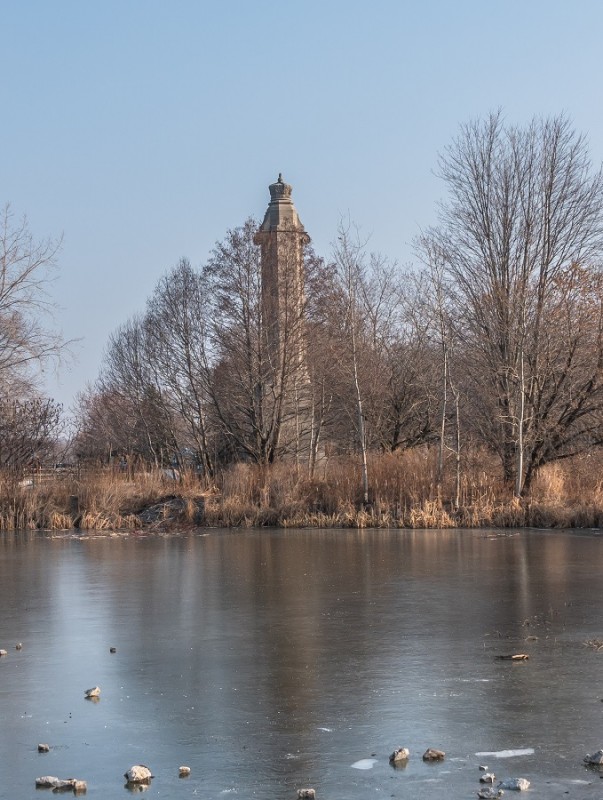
[0,448,603,531]
[0,466,200,531]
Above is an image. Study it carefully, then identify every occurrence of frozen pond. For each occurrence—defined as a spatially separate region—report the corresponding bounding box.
[2,527,603,798]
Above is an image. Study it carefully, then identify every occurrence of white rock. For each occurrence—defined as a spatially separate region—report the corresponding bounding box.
[297,790,316,799]
[124,765,153,784]
[84,686,100,698]
[0,650,7,657]
[53,779,77,790]
[36,776,61,787]
[498,777,530,790]
[389,747,410,763]
[480,772,496,783]
[179,765,191,777]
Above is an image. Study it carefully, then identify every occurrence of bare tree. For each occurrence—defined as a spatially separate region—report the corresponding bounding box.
[519,261,603,489]
[145,259,215,477]
[355,254,434,454]
[0,397,62,469]
[329,223,372,504]
[0,204,72,470]
[322,225,437,498]
[0,204,67,386]
[303,250,337,475]
[96,316,176,465]
[410,236,461,506]
[73,386,132,464]
[423,112,603,492]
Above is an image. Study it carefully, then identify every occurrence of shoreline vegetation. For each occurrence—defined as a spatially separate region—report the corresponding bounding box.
[3,449,603,532]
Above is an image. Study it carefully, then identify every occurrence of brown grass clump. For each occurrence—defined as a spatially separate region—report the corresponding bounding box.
[532,463,567,503]
[407,500,456,529]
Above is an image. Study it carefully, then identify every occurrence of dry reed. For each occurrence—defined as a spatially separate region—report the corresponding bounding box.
[0,449,602,531]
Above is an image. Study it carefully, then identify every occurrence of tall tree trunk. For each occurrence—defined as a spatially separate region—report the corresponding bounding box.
[436,343,448,499]
[515,350,525,497]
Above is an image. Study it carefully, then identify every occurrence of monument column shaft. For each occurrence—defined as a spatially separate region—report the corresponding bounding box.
[254,175,313,461]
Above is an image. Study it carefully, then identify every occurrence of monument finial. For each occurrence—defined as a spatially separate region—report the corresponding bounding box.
[257,174,307,235]
[268,173,292,202]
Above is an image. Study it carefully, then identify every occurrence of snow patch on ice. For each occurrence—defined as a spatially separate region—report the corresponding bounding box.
[351,759,377,770]
[475,748,534,758]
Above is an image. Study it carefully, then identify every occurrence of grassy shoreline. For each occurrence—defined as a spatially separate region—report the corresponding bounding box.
[3,450,603,532]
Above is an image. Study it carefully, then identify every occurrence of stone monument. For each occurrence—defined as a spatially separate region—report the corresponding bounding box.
[255,175,313,462]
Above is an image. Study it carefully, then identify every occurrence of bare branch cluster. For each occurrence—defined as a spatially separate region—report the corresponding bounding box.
[419,112,603,493]
[0,204,68,468]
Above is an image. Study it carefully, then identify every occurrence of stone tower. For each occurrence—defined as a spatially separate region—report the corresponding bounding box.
[254,175,313,461]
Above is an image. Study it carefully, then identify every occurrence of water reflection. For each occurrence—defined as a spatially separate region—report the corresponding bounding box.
[1,529,603,799]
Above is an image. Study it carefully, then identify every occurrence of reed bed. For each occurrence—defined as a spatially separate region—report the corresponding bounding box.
[0,449,602,531]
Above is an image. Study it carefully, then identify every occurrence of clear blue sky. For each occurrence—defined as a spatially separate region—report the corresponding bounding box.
[2,1,602,410]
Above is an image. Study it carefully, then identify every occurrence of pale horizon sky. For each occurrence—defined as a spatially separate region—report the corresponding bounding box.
[2,1,603,411]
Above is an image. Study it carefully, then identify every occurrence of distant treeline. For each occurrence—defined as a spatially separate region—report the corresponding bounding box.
[5,114,603,516]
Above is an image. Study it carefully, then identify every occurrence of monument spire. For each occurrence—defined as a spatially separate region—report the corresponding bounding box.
[257,173,306,234]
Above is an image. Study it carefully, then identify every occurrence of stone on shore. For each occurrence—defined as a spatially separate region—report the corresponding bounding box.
[179,765,191,777]
[498,777,530,790]
[478,789,503,799]
[84,686,100,698]
[36,776,61,787]
[480,772,496,784]
[389,747,410,763]
[52,778,77,791]
[584,749,603,765]
[36,776,85,791]
[38,743,50,753]
[422,748,445,761]
[124,765,153,784]
[0,649,7,657]
[297,789,315,799]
